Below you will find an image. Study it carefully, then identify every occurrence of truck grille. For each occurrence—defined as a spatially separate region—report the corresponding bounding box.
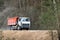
[22,24,29,28]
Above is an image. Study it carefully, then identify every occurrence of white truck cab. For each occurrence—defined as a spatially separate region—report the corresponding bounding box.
[18,17,30,29]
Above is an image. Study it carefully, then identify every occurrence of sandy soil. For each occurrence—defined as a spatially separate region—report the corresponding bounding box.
[1,30,58,40]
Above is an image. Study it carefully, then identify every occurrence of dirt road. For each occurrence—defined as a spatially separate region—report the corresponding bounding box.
[0,30,58,40]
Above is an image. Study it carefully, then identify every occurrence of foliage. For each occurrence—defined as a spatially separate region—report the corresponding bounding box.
[0,0,60,30]
[0,0,4,7]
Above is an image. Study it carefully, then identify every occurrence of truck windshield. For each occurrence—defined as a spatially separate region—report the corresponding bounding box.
[21,18,30,21]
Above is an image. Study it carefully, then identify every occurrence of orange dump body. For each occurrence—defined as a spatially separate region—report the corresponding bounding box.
[7,17,18,25]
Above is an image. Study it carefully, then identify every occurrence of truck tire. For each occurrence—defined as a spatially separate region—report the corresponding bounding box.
[21,28,29,30]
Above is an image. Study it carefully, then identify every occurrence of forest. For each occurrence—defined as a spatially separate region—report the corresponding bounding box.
[0,0,60,30]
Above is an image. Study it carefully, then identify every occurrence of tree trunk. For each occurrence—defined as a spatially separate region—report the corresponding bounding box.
[53,0,59,40]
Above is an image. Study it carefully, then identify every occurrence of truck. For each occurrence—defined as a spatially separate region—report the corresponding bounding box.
[7,17,30,30]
